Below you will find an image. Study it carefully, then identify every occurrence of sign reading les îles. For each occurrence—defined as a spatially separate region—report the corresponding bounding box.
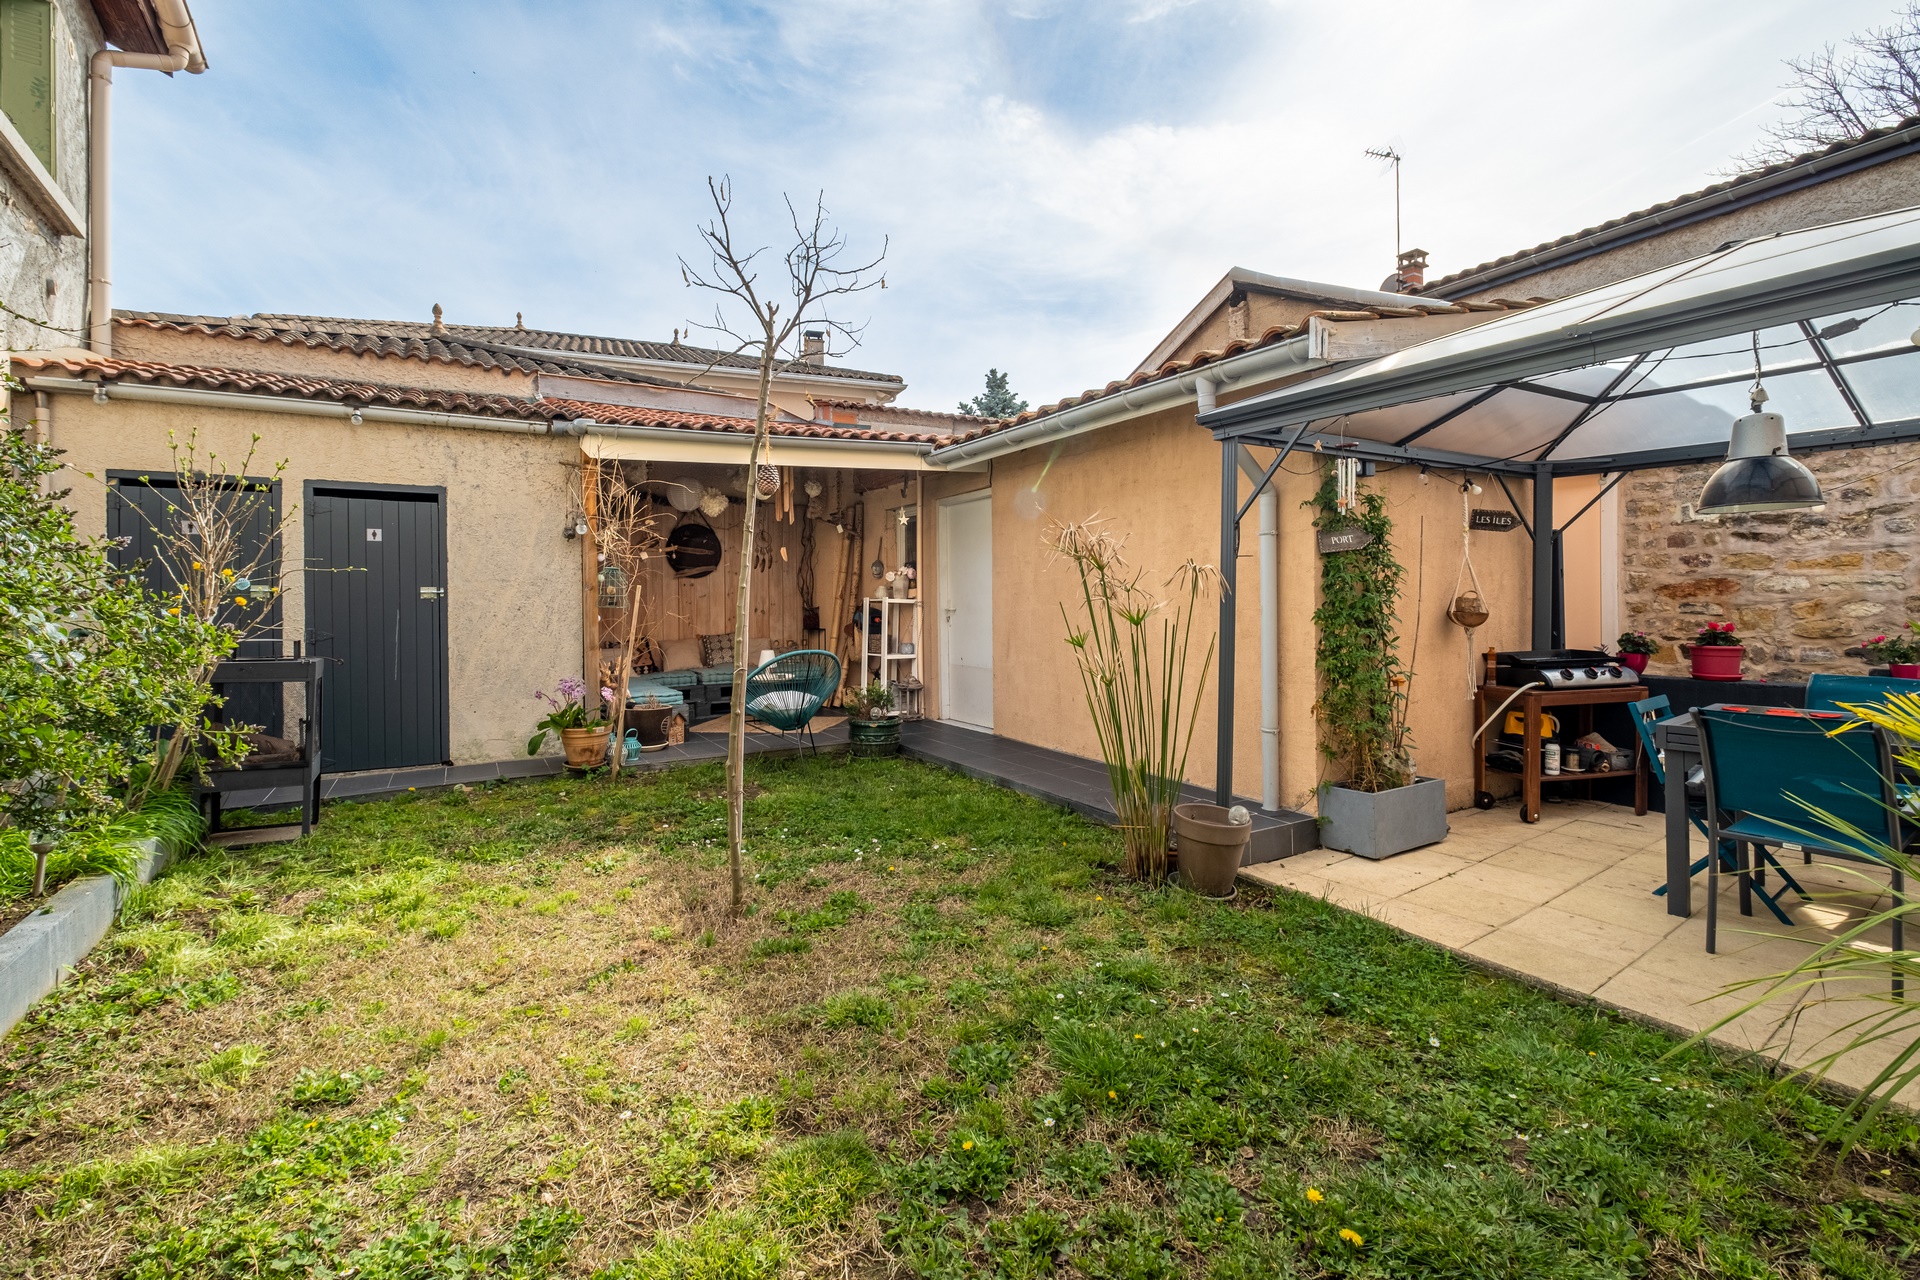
[1470,509,1518,532]
[1316,526,1375,554]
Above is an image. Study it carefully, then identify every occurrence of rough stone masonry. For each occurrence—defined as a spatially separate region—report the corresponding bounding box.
[1620,443,1920,681]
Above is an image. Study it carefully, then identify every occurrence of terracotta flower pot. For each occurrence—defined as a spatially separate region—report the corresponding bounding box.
[1891,663,1920,680]
[1690,644,1744,682]
[560,726,610,769]
[1621,652,1649,674]
[1172,803,1249,897]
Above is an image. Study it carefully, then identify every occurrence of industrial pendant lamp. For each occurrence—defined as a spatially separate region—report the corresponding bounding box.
[1696,334,1824,516]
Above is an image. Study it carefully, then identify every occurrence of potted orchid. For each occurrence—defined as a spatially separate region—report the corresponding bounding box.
[1689,621,1744,682]
[1614,630,1657,674]
[528,677,615,769]
[1864,622,1920,679]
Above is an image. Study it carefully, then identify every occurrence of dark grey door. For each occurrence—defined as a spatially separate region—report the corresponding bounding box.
[107,476,284,736]
[306,487,449,773]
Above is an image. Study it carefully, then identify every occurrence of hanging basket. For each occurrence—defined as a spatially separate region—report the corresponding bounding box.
[1448,590,1490,629]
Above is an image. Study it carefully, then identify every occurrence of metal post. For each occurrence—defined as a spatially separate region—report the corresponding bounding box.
[1531,464,1554,650]
[1217,439,1238,806]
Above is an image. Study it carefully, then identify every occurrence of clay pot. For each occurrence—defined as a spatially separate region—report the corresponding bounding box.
[1621,652,1649,674]
[1690,645,1744,682]
[1171,803,1250,898]
[630,705,674,747]
[560,726,610,769]
[1890,663,1920,680]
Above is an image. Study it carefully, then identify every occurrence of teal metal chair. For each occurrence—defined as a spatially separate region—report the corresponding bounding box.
[1629,695,1775,915]
[1807,673,1920,714]
[743,649,841,753]
[1695,707,1906,975]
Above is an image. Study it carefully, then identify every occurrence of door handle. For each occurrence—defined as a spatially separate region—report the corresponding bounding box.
[945,608,956,622]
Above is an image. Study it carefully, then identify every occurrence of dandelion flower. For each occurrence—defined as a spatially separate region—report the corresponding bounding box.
[1107,1090,1117,1100]
[1095,895,1103,901]
[1339,1228,1364,1247]
[962,1140,973,1151]
[1306,1188,1324,1203]
[1134,1034,1143,1040]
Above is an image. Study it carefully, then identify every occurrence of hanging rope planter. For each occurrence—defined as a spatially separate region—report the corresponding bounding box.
[1448,484,1490,696]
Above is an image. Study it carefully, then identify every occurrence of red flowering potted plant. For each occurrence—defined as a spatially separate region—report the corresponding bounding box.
[1689,621,1744,681]
[1614,630,1656,674]
[1864,622,1920,680]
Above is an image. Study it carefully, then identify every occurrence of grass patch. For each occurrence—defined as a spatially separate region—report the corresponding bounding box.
[1,756,1916,1277]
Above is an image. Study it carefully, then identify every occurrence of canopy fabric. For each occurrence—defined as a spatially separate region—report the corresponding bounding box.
[1201,206,1920,473]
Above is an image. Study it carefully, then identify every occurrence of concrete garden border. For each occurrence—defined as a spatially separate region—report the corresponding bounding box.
[0,837,171,1037]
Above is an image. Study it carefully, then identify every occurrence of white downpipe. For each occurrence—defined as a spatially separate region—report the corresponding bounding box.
[1235,441,1281,813]
[88,1,207,355]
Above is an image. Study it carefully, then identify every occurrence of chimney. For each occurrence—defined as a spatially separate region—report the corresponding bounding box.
[800,328,827,364]
[1395,248,1428,293]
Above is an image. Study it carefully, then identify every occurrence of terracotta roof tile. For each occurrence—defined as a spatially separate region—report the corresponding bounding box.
[114,310,905,388]
[1420,114,1920,297]
[547,398,953,444]
[949,298,1544,447]
[15,352,952,445]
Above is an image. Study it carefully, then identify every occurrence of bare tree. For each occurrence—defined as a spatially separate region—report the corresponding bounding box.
[1736,3,1920,168]
[680,177,886,915]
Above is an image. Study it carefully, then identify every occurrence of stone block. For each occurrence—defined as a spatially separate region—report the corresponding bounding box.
[1666,532,1695,548]
[1754,575,1811,593]
[1654,576,1739,601]
[1873,550,1906,570]
[1734,607,1777,630]
[1791,620,1856,640]
[1842,601,1885,619]
[1887,517,1914,534]
[1723,552,1774,570]
[1677,553,1713,569]
[1790,599,1825,619]
[1785,553,1863,570]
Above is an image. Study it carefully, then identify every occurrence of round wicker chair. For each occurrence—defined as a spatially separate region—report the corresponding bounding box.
[743,649,842,753]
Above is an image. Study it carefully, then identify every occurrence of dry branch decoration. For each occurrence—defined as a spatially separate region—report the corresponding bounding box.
[1048,517,1217,883]
[123,430,299,797]
[680,176,887,914]
[587,461,671,775]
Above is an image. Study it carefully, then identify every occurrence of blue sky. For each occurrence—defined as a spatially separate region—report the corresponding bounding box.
[112,0,1901,411]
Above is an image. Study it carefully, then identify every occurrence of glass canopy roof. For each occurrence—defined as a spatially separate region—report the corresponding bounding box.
[1201,206,1920,473]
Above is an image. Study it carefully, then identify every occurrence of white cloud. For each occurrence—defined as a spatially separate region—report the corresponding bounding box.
[108,0,1901,411]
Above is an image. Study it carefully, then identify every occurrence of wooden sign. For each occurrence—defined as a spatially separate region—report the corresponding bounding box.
[1316,526,1375,554]
[1470,508,1518,532]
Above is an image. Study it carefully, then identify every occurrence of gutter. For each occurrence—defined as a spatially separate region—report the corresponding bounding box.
[575,417,939,457]
[1425,121,1920,301]
[26,377,558,436]
[88,0,208,355]
[927,332,1324,468]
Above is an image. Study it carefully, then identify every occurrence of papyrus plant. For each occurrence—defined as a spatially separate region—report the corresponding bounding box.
[1690,690,1920,1149]
[1049,518,1217,882]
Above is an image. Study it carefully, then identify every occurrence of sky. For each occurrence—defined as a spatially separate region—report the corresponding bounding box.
[112,0,1904,412]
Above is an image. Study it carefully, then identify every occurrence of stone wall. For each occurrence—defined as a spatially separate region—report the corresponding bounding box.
[1620,444,1919,680]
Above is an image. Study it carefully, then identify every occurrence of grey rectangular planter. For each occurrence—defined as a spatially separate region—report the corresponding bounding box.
[1319,776,1448,859]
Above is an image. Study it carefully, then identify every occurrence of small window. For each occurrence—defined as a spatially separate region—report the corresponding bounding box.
[0,0,52,175]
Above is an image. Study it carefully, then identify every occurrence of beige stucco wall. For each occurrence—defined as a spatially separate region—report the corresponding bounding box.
[46,392,583,765]
[976,404,1534,812]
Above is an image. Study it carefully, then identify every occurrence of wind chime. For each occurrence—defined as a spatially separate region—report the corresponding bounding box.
[1447,483,1492,696]
[1334,455,1361,514]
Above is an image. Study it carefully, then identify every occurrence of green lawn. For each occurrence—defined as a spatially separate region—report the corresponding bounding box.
[1,756,1915,1278]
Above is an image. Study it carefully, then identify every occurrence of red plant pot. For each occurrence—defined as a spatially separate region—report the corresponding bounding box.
[1890,663,1920,680]
[1620,652,1649,674]
[1690,644,1745,682]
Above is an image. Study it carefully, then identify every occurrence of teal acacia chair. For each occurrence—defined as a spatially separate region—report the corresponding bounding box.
[1695,708,1906,977]
[744,649,841,753]
[1629,695,1777,916]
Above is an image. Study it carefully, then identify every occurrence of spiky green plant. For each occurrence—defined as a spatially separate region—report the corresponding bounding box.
[1048,518,1216,882]
[1691,691,1920,1148]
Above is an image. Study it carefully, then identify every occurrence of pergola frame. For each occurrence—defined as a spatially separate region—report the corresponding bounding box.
[1195,207,1920,805]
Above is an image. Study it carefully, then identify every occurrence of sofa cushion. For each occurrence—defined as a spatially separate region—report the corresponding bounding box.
[662,636,701,671]
[698,631,734,668]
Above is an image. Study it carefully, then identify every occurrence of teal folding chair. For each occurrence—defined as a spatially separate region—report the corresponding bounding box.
[1628,695,1795,921]
[743,649,841,754]
[1695,708,1906,978]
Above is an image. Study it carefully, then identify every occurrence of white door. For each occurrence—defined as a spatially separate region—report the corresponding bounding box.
[940,490,994,729]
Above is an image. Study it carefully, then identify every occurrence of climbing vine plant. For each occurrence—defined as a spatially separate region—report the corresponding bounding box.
[1310,465,1413,793]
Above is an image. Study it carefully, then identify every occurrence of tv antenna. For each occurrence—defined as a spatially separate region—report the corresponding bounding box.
[1365,145,1403,261]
